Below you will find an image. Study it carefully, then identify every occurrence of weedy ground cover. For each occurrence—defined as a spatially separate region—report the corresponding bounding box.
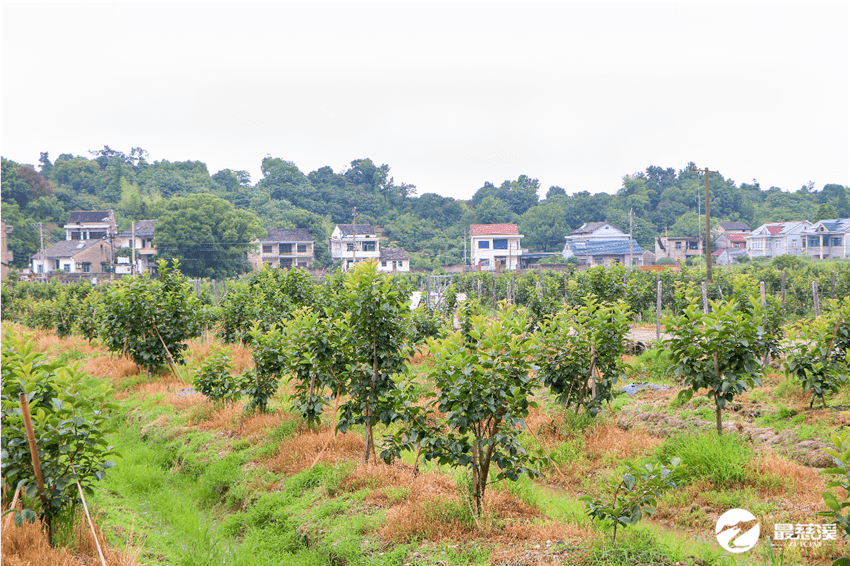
[2,321,847,565]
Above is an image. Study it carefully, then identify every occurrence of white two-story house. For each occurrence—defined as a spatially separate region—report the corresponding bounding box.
[329,223,409,272]
[470,223,524,271]
[115,220,157,274]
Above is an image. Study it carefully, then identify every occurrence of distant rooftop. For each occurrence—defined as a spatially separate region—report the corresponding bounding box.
[67,210,114,224]
[262,228,313,242]
[470,223,519,236]
[337,224,375,236]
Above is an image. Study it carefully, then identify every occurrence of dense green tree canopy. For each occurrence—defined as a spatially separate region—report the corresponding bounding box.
[154,193,264,279]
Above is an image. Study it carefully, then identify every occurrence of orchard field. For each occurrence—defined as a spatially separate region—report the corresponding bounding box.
[2,259,850,566]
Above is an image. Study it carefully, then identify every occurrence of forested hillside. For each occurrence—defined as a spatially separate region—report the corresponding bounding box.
[2,146,848,275]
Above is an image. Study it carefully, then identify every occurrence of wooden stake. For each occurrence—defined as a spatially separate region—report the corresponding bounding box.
[76,480,108,566]
[656,276,662,341]
[18,394,48,513]
[3,487,20,530]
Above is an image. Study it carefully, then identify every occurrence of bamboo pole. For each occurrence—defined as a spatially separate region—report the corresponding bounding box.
[3,488,20,530]
[18,394,48,513]
[76,480,108,566]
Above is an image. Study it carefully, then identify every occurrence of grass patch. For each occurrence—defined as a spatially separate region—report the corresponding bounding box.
[627,347,675,384]
[656,430,753,487]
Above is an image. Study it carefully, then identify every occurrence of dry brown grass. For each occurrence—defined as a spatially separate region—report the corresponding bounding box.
[747,451,826,502]
[264,427,366,474]
[0,512,141,566]
[380,487,574,545]
[585,423,662,460]
[81,355,143,382]
[2,323,106,357]
[184,338,254,373]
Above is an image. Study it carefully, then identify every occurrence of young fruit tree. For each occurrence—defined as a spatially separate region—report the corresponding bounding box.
[535,297,631,417]
[785,304,849,408]
[336,261,412,463]
[666,299,764,435]
[100,259,203,372]
[389,307,541,516]
[1,332,117,544]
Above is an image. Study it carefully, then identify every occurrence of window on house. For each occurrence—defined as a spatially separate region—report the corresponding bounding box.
[809,237,820,247]
[70,232,81,240]
[362,241,376,252]
[594,257,604,264]
[297,261,308,267]
[478,241,489,249]
[381,261,387,267]
[832,237,843,247]
[346,243,354,252]
[493,239,508,250]
[280,243,292,254]
[280,258,292,268]
[82,263,91,273]
[675,242,682,249]
[89,231,106,240]
[262,245,273,254]
[688,241,698,250]
[297,244,308,253]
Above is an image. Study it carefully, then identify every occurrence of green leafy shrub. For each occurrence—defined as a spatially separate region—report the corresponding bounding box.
[819,429,850,566]
[1,331,117,541]
[193,350,244,405]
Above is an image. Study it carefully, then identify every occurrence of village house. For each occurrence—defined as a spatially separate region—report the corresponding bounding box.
[716,222,752,236]
[249,228,315,270]
[714,233,747,251]
[561,222,643,267]
[31,239,112,275]
[470,223,524,271]
[655,235,702,263]
[329,223,409,272]
[802,219,850,260]
[115,220,157,274]
[745,221,811,259]
[64,210,117,241]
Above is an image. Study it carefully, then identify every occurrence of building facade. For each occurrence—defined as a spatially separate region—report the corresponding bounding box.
[31,239,112,275]
[745,221,811,259]
[561,222,643,266]
[802,219,850,260]
[250,228,315,270]
[115,220,157,274]
[655,236,702,263]
[470,224,524,271]
[64,210,117,241]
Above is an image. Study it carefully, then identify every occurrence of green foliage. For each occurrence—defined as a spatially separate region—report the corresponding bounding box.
[580,458,681,543]
[100,259,203,372]
[154,193,264,279]
[536,297,631,416]
[409,305,449,345]
[785,305,849,408]
[1,332,117,539]
[819,430,850,566]
[666,298,764,435]
[336,262,412,462]
[193,350,244,405]
[629,347,673,383]
[279,308,353,427]
[397,307,541,515]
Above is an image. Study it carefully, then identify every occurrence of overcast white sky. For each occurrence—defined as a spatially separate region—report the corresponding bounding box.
[2,2,848,201]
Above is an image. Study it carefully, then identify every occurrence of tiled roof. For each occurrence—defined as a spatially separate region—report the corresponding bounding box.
[380,247,409,261]
[566,239,643,256]
[337,224,375,236]
[816,219,850,232]
[754,221,810,236]
[719,222,751,231]
[572,222,622,235]
[470,223,519,236]
[725,234,747,242]
[67,211,114,224]
[117,220,156,238]
[31,239,106,259]
[262,228,313,242]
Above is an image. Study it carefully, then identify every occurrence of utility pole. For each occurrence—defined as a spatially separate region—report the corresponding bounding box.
[131,221,136,275]
[31,223,45,281]
[692,166,718,283]
[351,207,356,272]
[463,228,467,267]
[629,208,634,268]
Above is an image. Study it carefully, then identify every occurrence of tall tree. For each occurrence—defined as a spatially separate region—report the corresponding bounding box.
[519,202,568,252]
[154,193,264,279]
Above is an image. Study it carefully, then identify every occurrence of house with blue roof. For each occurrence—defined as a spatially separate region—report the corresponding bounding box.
[561,222,643,267]
[803,219,850,260]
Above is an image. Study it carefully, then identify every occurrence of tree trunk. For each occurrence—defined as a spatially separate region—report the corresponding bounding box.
[716,405,723,436]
